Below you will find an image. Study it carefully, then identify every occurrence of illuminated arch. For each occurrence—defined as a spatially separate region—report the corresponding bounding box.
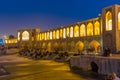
[63,28,66,38]
[53,42,59,51]
[22,31,29,40]
[118,12,120,30]
[60,42,66,51]
[42,42,46,49]
[18,32,20,40]
[94,21,100,35]
[67,42,72,51]
[106,11,112,31]
[47,32,50,40]
[74,25,79,37]
[75,41,84,52]
[87,23,93,36]
[89,40,100,52]
[50,32,52,40]
[53,31,56,39]
[44,32,46,40]
[70,27,73,38]
[60,29,63,38]
[42,33,45,40]
[80,24,86,36]
[56,30,59,39]
[47,42,51,52]
[66,27,70,37]
[39,33,42,40]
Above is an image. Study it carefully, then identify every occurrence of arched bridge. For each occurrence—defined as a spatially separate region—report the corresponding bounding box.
[70,55,120,75]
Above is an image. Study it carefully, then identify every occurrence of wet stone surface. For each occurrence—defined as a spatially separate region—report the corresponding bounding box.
[0,54,104,80]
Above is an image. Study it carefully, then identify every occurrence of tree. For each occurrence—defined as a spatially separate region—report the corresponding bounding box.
[9,35,15,39]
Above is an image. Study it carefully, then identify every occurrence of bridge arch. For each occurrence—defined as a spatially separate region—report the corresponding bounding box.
[75,41,84,52]
[90,61,99,73]
[53,42,59,51]
[47,42,51,52]
[89,40,100,53]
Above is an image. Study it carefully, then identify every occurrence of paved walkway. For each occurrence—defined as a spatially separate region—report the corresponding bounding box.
[0,54,101,80]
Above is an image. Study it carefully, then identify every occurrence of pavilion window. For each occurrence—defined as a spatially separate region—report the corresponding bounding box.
[106,11,112,31]
[80,24,86,37]
[94,21,100,35]
[87,23,93,36]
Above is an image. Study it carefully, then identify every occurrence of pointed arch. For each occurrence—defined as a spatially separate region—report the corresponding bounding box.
[87,23,93,36]
[22,31,29,40]
[70,26,73,38]
[56,30,59,39]
[118,12,120,30]
[94,21,100,35]
[80,24,86,36]
[106,11,112,31]
[74,25,79,37]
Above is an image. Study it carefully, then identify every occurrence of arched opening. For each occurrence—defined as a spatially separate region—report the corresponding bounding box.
[74,25,79,37]
[56,30,59,39]
[42,43,46,51]
[75,41,84,53]
[63,28,66,38]
[60,29,63,39]
[18,32,20,41]
[53,31,56,39]
[90,61,99,73]
[80,24,86,37]
[106,11,112,31]
[67,42,72,52]
[47,42,51,52]
[118,12,120,30]
[66,27,70,37]
[60,42,66,51]
[22,31,29,40]
[42,33,45,40]
[47,32,50,40]
[94,21,100,35]
[70,27,73,38]
[50,32,52,40]
[87,23,93,36]
[53,42,59,51]
[44,32,46,40]
[89,40,100,53]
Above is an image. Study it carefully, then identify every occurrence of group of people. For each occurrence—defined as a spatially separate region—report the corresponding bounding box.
[19,47,69,61]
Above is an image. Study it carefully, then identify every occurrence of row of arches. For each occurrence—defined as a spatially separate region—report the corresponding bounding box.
[38,40,100,53]
[36,21,101,41]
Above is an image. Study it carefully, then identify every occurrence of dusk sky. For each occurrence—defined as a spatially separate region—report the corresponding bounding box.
[0,0,120,37]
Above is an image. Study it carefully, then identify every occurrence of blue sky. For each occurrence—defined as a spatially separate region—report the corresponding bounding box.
[0,0,120,37]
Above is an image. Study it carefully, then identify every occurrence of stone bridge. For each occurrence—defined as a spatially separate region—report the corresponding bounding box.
[70,55,120,75]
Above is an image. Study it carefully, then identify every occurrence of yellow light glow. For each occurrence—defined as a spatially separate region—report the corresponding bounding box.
[60,29,63,38]
[66,27,69,37]
[63,28,66,38]
[74,25,79,37]
[22,31,29,40]
[94,21,100,35]
[106,11,112,31]
[87,23,93,36]
[70,27,73,38]
[56,30,59,39]
[80,24,86,37]
[18,32,20,40]
[118,12,120,30]
[50,32,52,40]
[53,31,56,39]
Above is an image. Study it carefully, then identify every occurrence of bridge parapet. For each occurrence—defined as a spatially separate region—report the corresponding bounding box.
[70,55,120,75]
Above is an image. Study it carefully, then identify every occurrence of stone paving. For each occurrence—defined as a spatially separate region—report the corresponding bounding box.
[0,54,102,80]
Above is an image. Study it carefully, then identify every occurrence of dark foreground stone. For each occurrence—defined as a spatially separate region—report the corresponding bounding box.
[0,65,10,76]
